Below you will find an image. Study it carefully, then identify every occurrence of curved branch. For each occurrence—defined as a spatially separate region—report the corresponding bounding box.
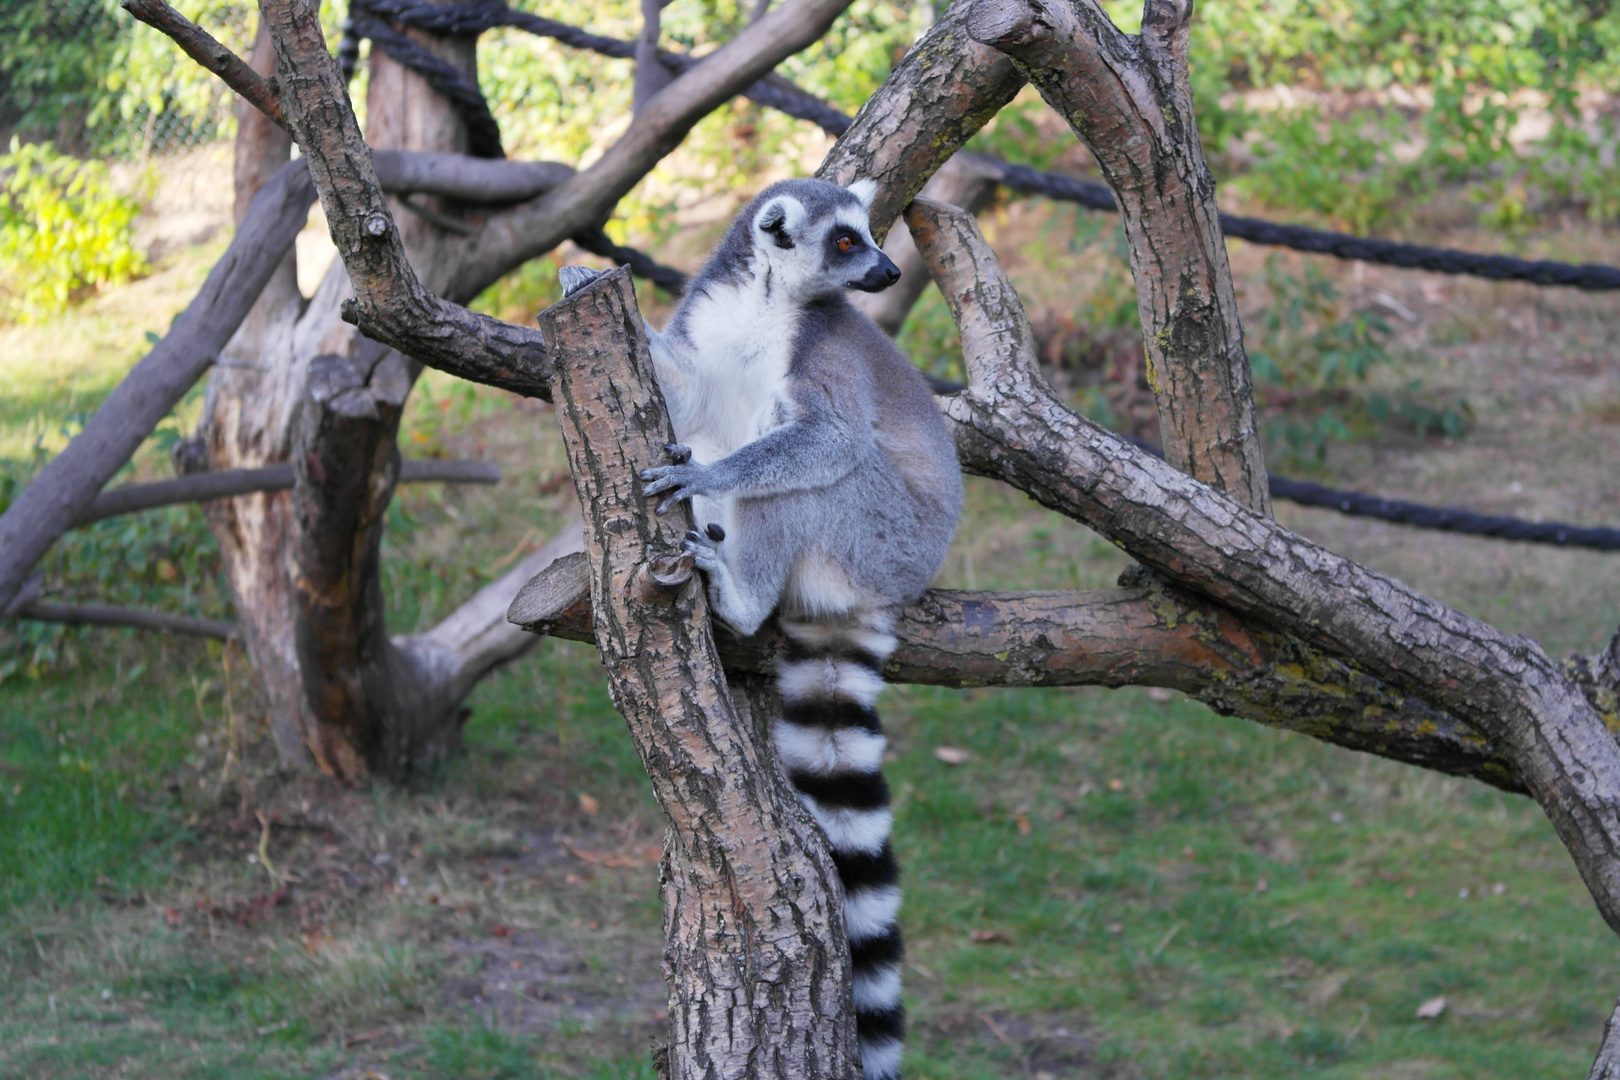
[908,195,1620,937]
[966,0,1269,510]
[258,0,554,399]
[815,0,1024,242]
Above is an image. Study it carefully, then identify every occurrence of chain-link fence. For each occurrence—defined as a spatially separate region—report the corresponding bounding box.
[1,0,255,158]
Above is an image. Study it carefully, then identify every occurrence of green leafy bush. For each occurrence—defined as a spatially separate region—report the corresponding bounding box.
[0,139,148,322]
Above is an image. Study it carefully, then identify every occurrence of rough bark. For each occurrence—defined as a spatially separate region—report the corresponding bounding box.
[965,0,1269,510]
[195,12,314,765]
[815,0,1024,243]
[0,159,316,620]
[908,195,1620,937]
[512,569,1531,792]
[260,0,554,395]
[540,267,856,1079]
[1591,1001,1620,1080]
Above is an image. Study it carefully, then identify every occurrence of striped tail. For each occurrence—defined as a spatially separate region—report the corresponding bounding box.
[775,614,905,1080]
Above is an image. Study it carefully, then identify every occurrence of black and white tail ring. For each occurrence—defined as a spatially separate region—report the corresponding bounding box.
[775,614,905,1080]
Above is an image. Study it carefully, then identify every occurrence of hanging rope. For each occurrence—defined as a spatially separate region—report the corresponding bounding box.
[339,0,1619,550]
[1117,437,1620,551]
[392,2,1620,291]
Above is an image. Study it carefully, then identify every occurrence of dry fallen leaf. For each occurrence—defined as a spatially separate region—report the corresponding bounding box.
[564,841,663,868]
[970,929,1013,944]
[1015,814,1032,836]
[934,746,969,765]
[1107,778,1125,791]
[578,792,600,815]
[1416,995,1447,1019]
[1146,687,1174,702]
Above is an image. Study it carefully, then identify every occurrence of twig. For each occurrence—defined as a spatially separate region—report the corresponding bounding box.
[256,810,283,885]
[120,0,291,136]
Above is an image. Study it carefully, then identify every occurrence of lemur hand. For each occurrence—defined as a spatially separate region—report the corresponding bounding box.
[640,444,712,515]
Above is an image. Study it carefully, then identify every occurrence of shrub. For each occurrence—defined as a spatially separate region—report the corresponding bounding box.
[0,139,147,323]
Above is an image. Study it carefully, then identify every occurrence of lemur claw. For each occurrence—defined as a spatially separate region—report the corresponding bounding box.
[705,522,725,542]
[681,534,720,571]
[664,443,693,464]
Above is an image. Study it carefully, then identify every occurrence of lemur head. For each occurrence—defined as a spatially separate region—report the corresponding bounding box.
[740,178,900,299]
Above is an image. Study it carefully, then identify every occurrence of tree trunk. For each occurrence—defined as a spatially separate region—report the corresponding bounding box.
[194,16,312,765]
[540,268,857,1079]
[211,7,543,779]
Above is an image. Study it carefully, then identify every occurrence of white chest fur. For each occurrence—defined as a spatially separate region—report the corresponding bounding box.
[663,281,800,462]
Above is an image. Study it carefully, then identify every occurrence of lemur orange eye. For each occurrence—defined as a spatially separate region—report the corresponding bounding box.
[836,236,853,252]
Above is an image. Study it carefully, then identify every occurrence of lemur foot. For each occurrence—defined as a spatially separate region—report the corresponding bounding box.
[640,444,709,515]
[681,531,721,572]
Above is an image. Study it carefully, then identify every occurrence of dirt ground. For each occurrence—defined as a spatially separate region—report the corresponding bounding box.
[4,141,1617,1079]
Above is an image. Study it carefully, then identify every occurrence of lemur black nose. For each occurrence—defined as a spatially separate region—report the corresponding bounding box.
[883,264,900,284]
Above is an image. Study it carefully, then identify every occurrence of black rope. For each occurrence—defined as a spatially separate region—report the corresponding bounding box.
[570,227,688,295]
[340,0,687,291]
[348,5,505,158]
[463,9,1620,292]
[1117,437,1620,551]
[995,164,1620,291]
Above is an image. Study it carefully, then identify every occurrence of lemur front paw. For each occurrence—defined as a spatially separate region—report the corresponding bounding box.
[640,445,707,514]
[681,530,721,571]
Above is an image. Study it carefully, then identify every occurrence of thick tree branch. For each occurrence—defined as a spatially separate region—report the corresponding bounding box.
[0,159,316,617]
[122,0,291,136]
[539,267,856,1078]
[815,0,1024,243]
[908,195,1620,936]
[443,0,856,301]
[371,150,573,203]
[966,0,1269,510]
[258,0,553,398]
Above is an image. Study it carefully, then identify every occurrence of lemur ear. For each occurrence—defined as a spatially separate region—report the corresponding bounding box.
[846,178,878,209]
[756,197,800,250]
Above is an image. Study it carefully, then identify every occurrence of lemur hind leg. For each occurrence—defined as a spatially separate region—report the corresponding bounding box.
[679,523,787,638]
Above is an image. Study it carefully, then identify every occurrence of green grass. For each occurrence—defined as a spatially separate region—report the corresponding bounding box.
[4,159,1620,1079]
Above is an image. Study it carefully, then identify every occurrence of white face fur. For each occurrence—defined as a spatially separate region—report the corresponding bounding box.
[750,180,896,301]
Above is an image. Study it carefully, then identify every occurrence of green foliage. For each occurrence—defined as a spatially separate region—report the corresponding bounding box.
[0,139,148,322]
[1246,256,1471,465]
[1194,0,1620,226]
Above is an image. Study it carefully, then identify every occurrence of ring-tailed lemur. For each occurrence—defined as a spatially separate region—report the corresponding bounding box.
[635,177,963,1080]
